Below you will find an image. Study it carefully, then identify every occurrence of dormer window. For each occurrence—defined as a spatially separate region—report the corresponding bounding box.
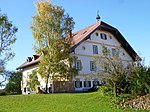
[101,33,107,40]
[27,57,32,62]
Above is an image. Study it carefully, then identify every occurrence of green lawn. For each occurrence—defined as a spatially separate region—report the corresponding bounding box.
[0,92,148,112]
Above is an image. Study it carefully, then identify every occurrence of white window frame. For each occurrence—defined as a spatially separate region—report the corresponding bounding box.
[75,81,82,88]
[90,61,96,71]
[93,45,98,54]
[75,60,81,70]
[84,81,91,87]
[101,33,107,40]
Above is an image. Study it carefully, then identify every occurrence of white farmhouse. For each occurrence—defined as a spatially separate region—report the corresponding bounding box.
[17,17,139,94]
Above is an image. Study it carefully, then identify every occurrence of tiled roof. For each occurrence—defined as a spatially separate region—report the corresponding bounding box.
[71,21,101,47]
[17,21,139,69]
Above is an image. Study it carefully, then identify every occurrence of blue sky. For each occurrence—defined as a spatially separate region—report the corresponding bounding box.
[0,0,150,71]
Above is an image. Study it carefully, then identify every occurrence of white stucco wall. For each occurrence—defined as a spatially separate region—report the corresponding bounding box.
[22,64,51,94]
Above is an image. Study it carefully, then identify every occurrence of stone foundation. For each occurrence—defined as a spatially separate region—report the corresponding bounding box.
[53,81,75,93]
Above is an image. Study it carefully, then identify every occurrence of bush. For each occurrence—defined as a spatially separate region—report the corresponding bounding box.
[98,85,112,96]
[130,65,150,96]
[0,91,6,96]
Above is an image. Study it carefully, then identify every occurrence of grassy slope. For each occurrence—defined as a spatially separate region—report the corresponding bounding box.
[0,92,148,112]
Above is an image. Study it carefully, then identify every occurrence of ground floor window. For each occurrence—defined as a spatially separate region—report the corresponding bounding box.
[75,81,82,88]
[24,88,26,92]
[84,81,91,87]
[93,81,99,86]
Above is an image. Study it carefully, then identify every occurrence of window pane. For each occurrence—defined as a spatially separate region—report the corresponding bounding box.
[84,81,91,87]
[93,45,98,54]
[76,60,81,70]
[101,33,107,40]
[90,61,96,71]
[93,81,99,86]
[75,81,82,88]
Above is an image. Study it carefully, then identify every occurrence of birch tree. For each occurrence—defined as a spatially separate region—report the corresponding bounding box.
[31,0,75,93]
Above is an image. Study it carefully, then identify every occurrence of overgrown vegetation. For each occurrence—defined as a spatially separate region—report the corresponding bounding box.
[97,58,150,110]
[96,47,134,97]
[27,69,40,92]
[95,46,150,110]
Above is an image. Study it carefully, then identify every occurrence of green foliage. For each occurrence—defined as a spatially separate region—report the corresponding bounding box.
[0,91,6,96]
[5,71,22,94]
[98,85,112,96]
[130,65,150,96]
[31,1,75,92]
[0,10,17,86]
[27,69,40,91]
[116,74,132,94]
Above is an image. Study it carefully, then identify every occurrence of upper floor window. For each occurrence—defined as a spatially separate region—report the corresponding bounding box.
[102,46,108,56]
[112,48,119,57]
[100,33,107,40]
[75,60,82,70]
[90,61,96,71]
[93,45,98,54]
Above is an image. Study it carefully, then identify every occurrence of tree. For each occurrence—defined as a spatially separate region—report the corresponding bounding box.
[0,10,18,86]
[5,71,22,94]
[27,69,40,92]
[31,0,75,93]
[96,46,134,97]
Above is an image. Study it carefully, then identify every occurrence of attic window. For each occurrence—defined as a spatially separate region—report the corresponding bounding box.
[95,32,99,36]
[100,33,107,40]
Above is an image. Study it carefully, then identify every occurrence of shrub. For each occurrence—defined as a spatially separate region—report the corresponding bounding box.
[0,91,6,96]
[130,65,150,96]
[98,85,112,96]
